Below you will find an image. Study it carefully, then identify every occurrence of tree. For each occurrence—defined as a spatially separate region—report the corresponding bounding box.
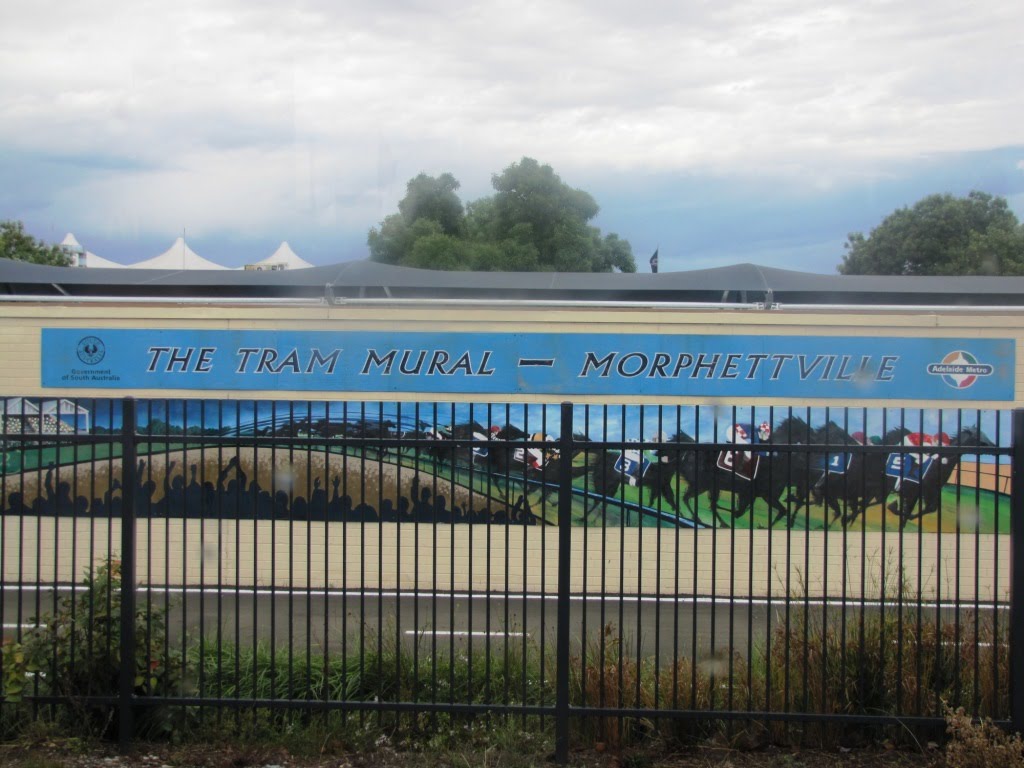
[368,173,466,265]
[489,157,635,273]
[368,159,636,272]
[398,172,465,236]
[367,215,431,266]
[0,221,71,266]
[838,191,1024,276]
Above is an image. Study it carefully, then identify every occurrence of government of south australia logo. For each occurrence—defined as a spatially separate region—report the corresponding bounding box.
[927,350,994,389]
[76,336,105,365]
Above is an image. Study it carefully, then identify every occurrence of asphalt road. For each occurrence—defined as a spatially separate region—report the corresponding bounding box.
[3,586,1003,665]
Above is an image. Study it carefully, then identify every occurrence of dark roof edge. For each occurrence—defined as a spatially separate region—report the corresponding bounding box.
[2,258,1024,306]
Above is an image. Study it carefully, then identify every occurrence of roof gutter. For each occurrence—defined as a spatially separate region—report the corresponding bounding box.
[0,294,328,306]
[774,302,1024,313]
[0,294,767,310]
[331,297,767,310]
[1,294,1021,313]
[339,297,1024,312]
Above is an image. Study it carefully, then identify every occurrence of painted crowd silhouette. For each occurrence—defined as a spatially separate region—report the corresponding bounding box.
[1,409,1001,530]
[3,456,538,526]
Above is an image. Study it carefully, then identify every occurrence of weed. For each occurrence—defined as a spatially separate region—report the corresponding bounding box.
[945,706,1024,768]
[0,560,182,740]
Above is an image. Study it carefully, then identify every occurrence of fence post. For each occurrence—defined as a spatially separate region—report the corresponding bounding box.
[1012,409,1024,734]
[119,398,138,751]
[555,402,573,764]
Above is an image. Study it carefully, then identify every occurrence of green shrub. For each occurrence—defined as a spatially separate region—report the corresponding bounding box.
[1,560,182,739]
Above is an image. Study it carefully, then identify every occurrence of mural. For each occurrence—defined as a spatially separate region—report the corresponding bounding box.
[0,398,1010,534]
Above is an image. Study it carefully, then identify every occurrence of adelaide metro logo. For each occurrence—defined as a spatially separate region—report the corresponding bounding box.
[926,350,994,390]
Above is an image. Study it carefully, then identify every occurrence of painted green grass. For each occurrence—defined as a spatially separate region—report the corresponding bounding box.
[3,443,1009,534]
[1,442,120,474]
[428,453,1009,533]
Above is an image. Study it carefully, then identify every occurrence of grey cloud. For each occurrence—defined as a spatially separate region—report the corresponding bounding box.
[2,0,1022,250]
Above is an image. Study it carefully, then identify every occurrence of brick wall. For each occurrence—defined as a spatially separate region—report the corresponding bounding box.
[3,517,1007,602]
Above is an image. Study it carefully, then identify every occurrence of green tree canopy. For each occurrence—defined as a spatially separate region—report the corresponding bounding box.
[398,172,464,236]
[368,158,636,272]
[0,221,70,266]
[838,191,1024,276]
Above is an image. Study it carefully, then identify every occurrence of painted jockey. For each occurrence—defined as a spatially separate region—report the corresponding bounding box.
[526,432,558,468]
[470,425,498,462]
[931,431,951,466]
[904,431,947,456]
[728,421,770,462]
[728,423,749,444]
[615,437,652,485]
[725,423,753,469]
[897,430,951,481]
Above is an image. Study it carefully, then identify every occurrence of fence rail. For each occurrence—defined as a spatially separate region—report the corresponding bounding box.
[0,397,1020,761]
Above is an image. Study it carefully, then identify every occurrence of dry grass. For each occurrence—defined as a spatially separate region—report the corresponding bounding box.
[945,707,1024,768]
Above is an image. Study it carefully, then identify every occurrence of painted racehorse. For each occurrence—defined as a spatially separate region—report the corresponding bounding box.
[674,420,810,529]
[579,436,684,522]
[811,421,891,527]
[884,426,995,529]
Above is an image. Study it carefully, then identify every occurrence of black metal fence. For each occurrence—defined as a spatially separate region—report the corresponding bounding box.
[0,397,1020,760]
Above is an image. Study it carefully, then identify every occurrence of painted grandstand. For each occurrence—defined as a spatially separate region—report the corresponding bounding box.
[1,397,90,435]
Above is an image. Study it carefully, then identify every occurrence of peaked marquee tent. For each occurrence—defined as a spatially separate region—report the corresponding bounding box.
[128,237,227,271]
[246,241,314,270]
[60,233,122,269]
[54,234,315,270]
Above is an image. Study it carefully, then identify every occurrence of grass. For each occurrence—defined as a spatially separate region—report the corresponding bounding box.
[0,632,1015,768]
[188,628,553,710]
[6,612,1007,751]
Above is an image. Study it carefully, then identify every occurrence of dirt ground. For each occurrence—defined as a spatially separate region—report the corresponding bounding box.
[0,739,945,768]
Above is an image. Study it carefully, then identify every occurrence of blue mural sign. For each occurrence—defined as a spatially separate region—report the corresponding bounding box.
[41,328,1015,400]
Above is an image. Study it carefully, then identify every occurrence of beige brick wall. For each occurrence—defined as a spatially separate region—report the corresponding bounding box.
[3,517,1007,602]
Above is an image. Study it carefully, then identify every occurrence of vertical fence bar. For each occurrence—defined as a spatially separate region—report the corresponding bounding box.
[555,402,573,764]
[118,397,138,751]
[1011,408,1024,733]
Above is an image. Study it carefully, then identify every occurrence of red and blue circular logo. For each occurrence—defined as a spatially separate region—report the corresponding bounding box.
[926,350,994,390]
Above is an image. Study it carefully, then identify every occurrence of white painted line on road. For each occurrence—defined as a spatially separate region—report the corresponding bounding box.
[403,630,528,638]
[2,584,1007,612]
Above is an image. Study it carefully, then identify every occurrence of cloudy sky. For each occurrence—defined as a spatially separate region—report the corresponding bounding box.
[2,0,1022,272]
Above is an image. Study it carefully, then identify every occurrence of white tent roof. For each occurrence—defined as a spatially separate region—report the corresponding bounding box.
[248,241,313,270]
[59,233,126,268]
[129,237,227,270]
[81,250,123,268]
